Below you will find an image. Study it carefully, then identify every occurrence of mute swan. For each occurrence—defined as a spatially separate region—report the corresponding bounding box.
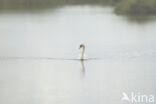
[79,44,85,60]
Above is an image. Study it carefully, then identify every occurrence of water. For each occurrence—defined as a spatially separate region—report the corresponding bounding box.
[0,6,156,104]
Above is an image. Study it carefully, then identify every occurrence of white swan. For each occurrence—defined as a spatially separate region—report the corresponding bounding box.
[79,44,85,60]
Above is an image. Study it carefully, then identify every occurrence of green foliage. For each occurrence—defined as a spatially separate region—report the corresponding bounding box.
[0,0,156,15]
[115,0,156,15]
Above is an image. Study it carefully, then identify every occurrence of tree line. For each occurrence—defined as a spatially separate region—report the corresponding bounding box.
[0,0,156,15]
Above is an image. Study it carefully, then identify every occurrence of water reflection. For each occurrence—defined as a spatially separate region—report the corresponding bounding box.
[80,60,85,77]
[122,15,156,24]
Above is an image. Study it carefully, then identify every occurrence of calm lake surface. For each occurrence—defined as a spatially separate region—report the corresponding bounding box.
[0,6,156,104]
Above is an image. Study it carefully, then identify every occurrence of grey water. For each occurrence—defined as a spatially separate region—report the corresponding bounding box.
[0,6,156,104]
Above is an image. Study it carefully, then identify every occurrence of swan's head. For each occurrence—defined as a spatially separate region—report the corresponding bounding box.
[79,44,85,49]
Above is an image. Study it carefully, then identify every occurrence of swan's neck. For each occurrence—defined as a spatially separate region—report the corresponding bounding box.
[80,47,85,60]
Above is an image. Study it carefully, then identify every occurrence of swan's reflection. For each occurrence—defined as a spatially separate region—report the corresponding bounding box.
[80,60,85,77]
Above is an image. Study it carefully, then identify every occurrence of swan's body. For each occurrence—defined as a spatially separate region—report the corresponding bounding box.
[79,44,85,60]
